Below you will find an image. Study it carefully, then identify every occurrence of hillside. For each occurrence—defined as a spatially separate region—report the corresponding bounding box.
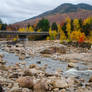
[13,3,92,27]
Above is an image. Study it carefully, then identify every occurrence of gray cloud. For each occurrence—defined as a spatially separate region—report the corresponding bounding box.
[0,0,92,24]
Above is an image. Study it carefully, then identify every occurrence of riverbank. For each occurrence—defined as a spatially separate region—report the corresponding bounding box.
[0,40,92,92]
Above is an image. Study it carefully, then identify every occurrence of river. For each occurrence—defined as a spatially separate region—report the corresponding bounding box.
[0,46,92,82]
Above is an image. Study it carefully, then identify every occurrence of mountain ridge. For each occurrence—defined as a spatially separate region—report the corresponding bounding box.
[27,3,92,20]
[13,3,92,27]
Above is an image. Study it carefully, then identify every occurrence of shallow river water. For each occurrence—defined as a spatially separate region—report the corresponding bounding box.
[0,48,92,82]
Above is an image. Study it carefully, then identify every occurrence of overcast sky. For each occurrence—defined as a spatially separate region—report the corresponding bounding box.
[0,0,92,24]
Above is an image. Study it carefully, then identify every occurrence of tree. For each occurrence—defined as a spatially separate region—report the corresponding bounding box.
[49,28,57,40]
[36,18,50,32]
[18,28,25,32]
[66,17,71,40]
[0,19,3,24]
[51,22,58,31]
[28,26,34,32]
[0,19,7,30]
[62,23,67,37]
[58,24,66,42]
[0,24,2,30]
[1,24,7,30]
[73,18,80,30]
[82,17,92,36]
[70,30,86,42]
[60,29,66,42]
[88,31,92,42]
[71,19,74,32]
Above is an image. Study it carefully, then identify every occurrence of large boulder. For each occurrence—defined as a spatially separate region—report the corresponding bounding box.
[40,46,66,54]
[24,68,45,77]
[16,76,33,88]
[33,79,48,92]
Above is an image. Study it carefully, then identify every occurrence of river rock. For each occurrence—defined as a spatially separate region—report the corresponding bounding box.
[24,68,45,77]
[60,89,66,92]
[16,44,23,47]
[37,61,41,64]
[9,72,19,78]
[66,77,75,87]
[53,88,59,92]
[22,88,32,92]
[68,63,75,68]
[89,76,92,82]
[16,76,33,88]
[40,46,66,54]
[52,78,68,88]
[0,60,6,64]
[0,54,4,58]
[0,65,8,71]
[19,54,25,60]
[29,64,37,69]
[33,80,48,92]
[10,87,22,92]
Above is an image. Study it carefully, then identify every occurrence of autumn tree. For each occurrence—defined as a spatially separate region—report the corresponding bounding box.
[58,24,66,42]
[73,18,80,31]
[82,17,92,36]
[66,17,71,40]
[18,28,25,32]
[49,28,57,40]
[70,30,86,42]
[88,31,92,43]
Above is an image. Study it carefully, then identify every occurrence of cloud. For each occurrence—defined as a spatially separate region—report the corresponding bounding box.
[0,0,92,24]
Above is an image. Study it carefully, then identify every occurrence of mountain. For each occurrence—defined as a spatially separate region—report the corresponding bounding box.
[13,3,92,27]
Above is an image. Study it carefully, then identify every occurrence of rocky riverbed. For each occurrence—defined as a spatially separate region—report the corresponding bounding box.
[0,40,92,92]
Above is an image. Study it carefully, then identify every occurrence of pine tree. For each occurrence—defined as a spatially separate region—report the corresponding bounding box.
[51,22,58,31]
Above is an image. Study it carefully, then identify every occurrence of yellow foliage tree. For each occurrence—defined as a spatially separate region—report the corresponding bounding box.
[66,17,71,40]
[18,28,25,32]
[83,17,92,25]
[49,28,57,40]
[46,36,50,40]
[57,24,66,42]
[60,29,66,43]
[70,30,86,41]
[73,19,80,30]
[57,24,62,33]
[37,29,41,32]
[28,26,34,32]
[88,31,92,43]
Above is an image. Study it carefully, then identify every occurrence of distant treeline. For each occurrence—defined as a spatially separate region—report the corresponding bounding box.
[0,17,92,43]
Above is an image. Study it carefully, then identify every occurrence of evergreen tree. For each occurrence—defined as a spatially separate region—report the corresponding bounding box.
[62,23,67,37]
[51,22,58,31]
[36,18,50,32]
